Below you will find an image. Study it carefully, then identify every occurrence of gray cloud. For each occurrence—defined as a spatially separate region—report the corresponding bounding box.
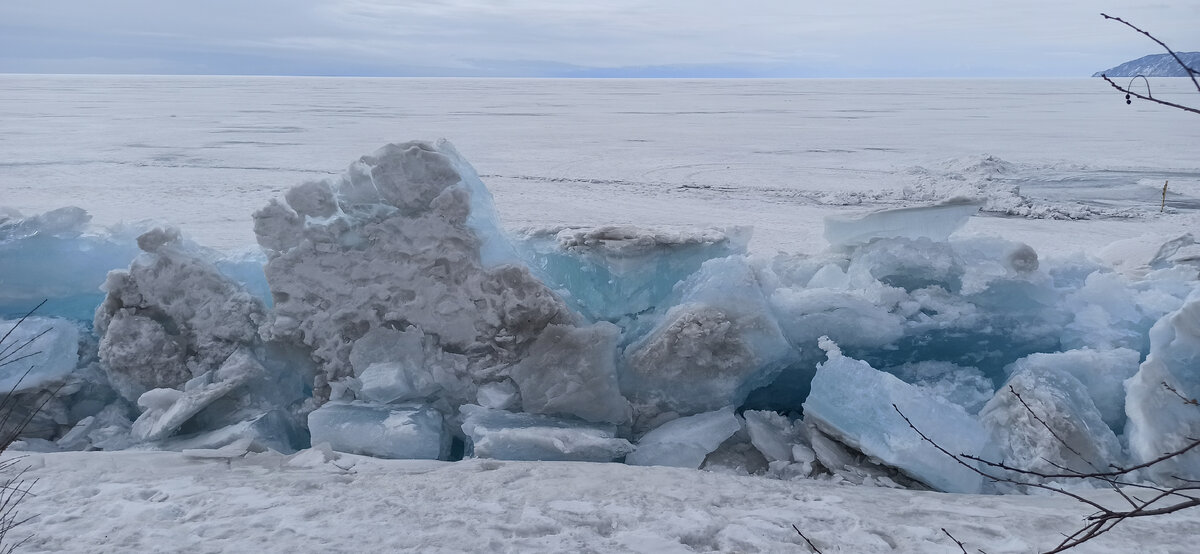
[1,1,1195,76]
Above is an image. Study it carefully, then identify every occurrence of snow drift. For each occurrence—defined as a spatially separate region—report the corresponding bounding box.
[2,140,1198,493]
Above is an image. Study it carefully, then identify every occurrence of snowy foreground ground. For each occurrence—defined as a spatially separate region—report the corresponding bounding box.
[14,450,1200,554]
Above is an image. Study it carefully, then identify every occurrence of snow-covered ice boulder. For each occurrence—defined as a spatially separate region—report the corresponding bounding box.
[981,361,1125,479]
[348,326,472,406]
[309,401,450,460]
[1002,349,1139,433]
[95,226,266,402]
[802,338,988,493]
[626,407,741,468]
[623,256,793,419]
[254,140,574,404]
[459,404,633,462]
[508,322,631,424]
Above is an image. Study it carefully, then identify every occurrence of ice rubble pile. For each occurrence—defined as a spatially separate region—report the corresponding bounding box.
[2,140,1199,493]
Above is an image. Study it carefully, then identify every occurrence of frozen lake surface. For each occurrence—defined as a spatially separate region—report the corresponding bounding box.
[2,76,1198,254]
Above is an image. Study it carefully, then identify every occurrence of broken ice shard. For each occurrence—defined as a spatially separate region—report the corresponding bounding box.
[459,404,633,462]
[1125,290,1200,483]
[625,407,741,468]
[802,338,987,493]
[823,198,981,249]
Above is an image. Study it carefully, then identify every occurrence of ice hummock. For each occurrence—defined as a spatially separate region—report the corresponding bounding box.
[2,141,1199,493]
[253,140,576,408]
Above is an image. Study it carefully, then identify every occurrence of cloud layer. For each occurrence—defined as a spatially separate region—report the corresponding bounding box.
[2,1,1196,77]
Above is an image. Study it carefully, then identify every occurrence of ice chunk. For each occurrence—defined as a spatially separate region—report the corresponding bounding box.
[130,348,261,443]
[768,287,905,350]
[508,322,631,424]
[626,407,741,468]
[0,207,143,321]
[56,402,134,451]
[1060,270,1162,353]
[890,361,994,415]
[1002,349,1139,432]
[624,257,793,418]
[459,404,633,462]
[165,410,306,454]
[802,338,987,493]
[741,410,804,463]
[516,225,748,322]
[475,380,519,410]
[309,401,449,460]
[1125,290,1200,483]
[981,366,1123,480]
[951,236,1040,295]
[823,198,981,249]
[254,141,572,403]
[0,316,79,394]
[95,226,266,402]
[847,237,964,293]
[349,327,472,406]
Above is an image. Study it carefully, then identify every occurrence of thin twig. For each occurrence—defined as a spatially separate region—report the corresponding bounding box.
[1102,75,1200,115]
[792,524,823,554]
[942,527,968,554]
[1101,13,1200,92]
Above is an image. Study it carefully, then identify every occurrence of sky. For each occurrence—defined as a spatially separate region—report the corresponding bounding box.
[1,1,1196,78]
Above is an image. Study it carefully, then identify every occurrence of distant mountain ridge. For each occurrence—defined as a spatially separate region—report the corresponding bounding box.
[1094,52,1200,77]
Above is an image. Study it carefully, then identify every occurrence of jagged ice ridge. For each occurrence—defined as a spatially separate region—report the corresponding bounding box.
[1,141,1199,493]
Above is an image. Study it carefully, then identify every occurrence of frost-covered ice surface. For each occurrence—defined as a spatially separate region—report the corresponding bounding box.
[2,77,1198,256]
[12,450,1200,554]
[2,76,1200,551]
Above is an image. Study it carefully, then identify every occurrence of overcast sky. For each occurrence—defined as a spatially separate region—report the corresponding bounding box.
[1,1,1196,77]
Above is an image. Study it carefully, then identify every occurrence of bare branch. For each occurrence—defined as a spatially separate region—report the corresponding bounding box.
[792,524,823,554]
[942,528,968,554]
[1101,13,1200,92]
[1102,75,1200,115]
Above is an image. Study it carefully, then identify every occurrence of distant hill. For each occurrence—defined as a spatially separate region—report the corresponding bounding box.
[1094,52,1200,77]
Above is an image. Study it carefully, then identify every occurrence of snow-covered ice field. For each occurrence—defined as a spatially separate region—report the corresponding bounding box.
[2,76,1198,255]
[3,75,1200,553]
